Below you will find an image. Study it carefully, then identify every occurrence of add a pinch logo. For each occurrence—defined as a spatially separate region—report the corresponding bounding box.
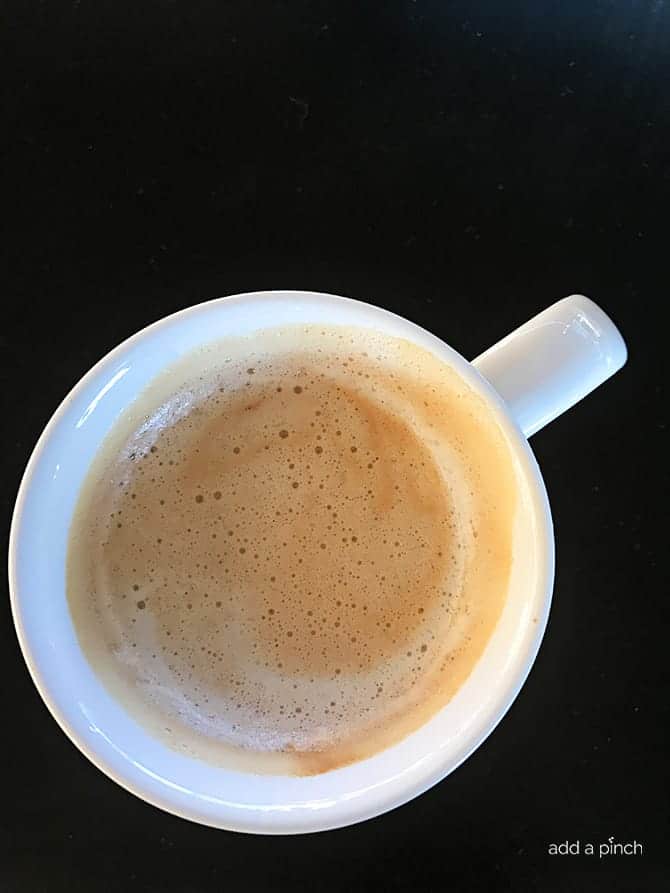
[547,838,644,858]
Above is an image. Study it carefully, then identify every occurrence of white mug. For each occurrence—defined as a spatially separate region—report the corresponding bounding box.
[8,291,626,834]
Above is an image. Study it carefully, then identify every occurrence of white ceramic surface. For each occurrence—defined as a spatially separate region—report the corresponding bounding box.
[473,294,627,437]
[8,292,626,833]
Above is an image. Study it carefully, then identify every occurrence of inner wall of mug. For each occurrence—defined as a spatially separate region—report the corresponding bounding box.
[10,292,552,832]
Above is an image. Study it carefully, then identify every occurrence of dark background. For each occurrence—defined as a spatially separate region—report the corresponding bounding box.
[2,1,668,890]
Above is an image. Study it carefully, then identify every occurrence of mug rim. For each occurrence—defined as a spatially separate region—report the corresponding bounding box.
[8,291,554,833]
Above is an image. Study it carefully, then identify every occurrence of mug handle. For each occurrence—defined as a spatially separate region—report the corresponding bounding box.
[472,295,627,437]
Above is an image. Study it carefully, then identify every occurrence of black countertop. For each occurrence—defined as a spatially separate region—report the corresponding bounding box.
[2,2,667,890]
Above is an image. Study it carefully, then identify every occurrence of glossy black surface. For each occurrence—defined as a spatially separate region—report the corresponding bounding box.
[2,2,668,889]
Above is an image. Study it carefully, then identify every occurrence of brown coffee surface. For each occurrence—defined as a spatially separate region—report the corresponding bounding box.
[67,326,518,774]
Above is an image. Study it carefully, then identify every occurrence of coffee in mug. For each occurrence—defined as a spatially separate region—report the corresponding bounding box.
[68,324,518,774]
